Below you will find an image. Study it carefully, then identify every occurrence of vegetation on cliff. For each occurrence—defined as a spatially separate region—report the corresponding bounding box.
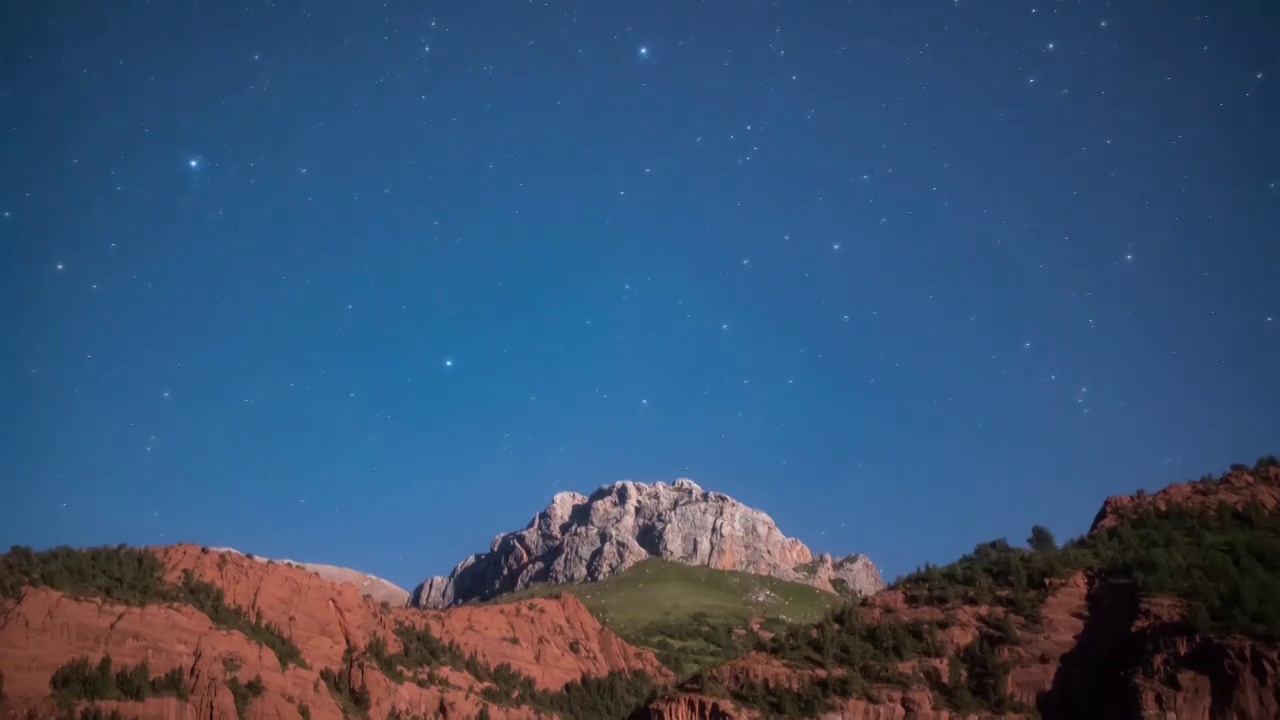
[224,674,265,720]
[682,603,1026,717]
[895,455,1280,640]
[353,622,658,720]
[48,655,187,703]
[0,545,306,670]
[678,457,1280,717]
[0,546,169,605]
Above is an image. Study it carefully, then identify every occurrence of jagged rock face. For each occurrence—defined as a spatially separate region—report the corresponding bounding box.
[412,477,885,608]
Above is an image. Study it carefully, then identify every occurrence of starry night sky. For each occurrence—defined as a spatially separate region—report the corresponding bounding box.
[3,1,1278,591]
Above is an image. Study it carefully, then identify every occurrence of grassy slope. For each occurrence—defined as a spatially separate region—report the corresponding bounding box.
[491,558,843,675]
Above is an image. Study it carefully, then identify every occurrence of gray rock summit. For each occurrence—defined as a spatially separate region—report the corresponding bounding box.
[410,478,884,608]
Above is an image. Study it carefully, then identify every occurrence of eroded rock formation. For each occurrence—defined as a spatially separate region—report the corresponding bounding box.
[412,478,885,608]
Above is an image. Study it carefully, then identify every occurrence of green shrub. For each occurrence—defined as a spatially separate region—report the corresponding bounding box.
[225,674,265,720]
[49,656,187,702]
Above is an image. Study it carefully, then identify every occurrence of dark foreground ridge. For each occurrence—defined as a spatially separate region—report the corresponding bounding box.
[0,456,1276,719]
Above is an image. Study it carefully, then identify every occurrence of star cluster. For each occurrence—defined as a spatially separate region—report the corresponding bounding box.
[1,1,1277,586]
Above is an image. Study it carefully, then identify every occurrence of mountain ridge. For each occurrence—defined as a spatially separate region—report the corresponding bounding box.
[411,477,885,608]
[206,546,411,607]
[3,458,1278,719]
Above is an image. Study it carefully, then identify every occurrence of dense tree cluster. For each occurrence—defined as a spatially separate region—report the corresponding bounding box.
[0,546,169,604]
[696,606,951,716]
[764,604,945,673]
[48,656,187,703]
[0,545,306,670]
[1087,501,1280,638]
[893,532,1065,622]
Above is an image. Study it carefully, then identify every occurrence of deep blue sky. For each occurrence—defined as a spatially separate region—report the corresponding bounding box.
[2,1,1278,591]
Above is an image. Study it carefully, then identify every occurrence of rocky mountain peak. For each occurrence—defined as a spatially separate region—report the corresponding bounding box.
[412,478,884,608]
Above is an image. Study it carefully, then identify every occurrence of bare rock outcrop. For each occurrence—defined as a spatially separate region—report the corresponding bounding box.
[1091,460,1280,532]
[412,477,884,608]
[209,546,411,606]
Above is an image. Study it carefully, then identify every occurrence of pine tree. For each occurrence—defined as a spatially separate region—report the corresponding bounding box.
[1027,525,1057,553]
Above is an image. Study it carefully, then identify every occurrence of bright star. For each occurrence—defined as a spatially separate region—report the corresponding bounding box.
[639,46,649,57]
[444,359,453,368]
[188,159,199,169]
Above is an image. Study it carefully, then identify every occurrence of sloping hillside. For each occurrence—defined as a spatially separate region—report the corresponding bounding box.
[640,456,1280,720]
[492,558,844,675]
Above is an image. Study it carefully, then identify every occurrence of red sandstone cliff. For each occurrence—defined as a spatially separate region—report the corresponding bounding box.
[0,543,668,720]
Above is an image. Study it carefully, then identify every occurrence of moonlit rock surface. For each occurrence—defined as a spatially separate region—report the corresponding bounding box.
[210,547,410,606]
[411,477,885,608]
